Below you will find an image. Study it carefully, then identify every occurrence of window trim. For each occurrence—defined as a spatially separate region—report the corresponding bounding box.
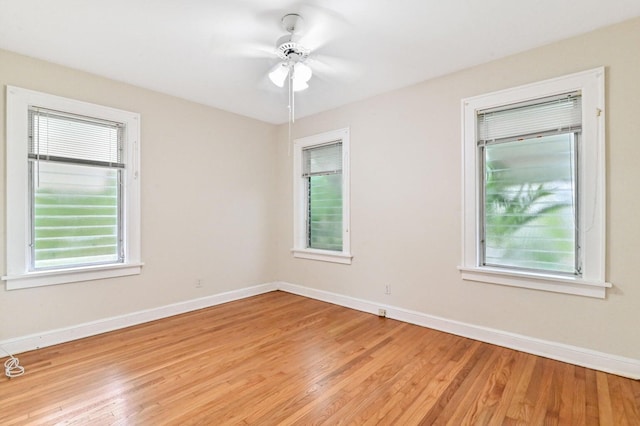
[292,127,352,264]
[459,68,610,298]
[3,86,142,290]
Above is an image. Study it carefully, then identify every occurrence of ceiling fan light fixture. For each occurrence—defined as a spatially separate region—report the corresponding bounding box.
[268,63,289,87]
[292,79,309,92]
[293,62,312,83]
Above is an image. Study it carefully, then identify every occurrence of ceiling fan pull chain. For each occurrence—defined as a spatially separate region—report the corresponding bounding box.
[288,66,293,155]
[291,68,296,123]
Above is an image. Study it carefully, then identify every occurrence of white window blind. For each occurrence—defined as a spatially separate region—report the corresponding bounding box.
[478,92,582,144]
[28,107,123,270]
[29,107,123,166]
[478,93,581,275]
[302,141,342,177]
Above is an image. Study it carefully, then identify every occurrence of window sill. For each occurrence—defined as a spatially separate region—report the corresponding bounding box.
[457,266,611,299]
[2,262,144,290]
[291,248,353,265]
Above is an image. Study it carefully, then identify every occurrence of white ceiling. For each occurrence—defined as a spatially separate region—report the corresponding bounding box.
[1,1,639,124]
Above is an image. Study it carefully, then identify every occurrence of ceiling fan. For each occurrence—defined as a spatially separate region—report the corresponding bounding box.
[209,6,356,101]
[235,9,355,125]
[267,13,313,92]
[265,12,319,125]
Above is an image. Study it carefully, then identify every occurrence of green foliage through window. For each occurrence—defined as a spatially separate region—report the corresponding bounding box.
[31,161,120,269]
[308,174,342,251]
[483,133,577,274]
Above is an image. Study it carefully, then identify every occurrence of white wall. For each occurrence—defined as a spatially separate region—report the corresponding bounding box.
[275,17,640,360]
[0,49,278,340]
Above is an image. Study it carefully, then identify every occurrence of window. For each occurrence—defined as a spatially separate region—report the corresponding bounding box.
[292,128,351,264]
[460,68,609,298]
[4,86,141,289]
[480,94,581,275]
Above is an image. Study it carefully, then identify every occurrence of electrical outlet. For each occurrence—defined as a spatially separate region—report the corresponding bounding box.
[196,279,203,288]
[384,284,391,295]
[378,308,387,317]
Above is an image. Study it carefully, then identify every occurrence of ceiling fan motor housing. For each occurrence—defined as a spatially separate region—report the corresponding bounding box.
[276,13,309,63]
[276,40,310,61]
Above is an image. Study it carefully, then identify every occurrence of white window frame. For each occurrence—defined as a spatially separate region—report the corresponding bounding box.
[459,68,610,298]
[292,127,352,264]
[3,86,142,290]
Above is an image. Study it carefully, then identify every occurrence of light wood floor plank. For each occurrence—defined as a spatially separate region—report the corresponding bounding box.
[0,291,638,425]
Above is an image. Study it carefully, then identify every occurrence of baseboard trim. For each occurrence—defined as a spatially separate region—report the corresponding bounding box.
[0,282,278,356]
[3,281,638,380]
[276,281,640,380]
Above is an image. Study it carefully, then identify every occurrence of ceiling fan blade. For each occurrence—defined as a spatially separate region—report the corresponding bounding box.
[293,4,351,52]
[307,54,362,82]
[206,7,282,60]
[210,39,275,59]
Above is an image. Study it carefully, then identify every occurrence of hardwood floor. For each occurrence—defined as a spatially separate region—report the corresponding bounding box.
[1,291,638,425]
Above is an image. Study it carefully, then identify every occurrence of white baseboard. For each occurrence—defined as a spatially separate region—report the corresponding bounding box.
[0,282,278,356]
[3,280,638,380]
[276,281,640,380]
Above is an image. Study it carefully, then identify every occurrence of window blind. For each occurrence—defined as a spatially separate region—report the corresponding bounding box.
[479,94,581,275]
[28,107,123,270]
[478,92,582,144]
[29,107,123,167]
[302,141,342,177]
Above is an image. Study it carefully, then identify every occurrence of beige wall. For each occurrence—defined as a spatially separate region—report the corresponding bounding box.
[275,17,640,360]
[0,49,278,340]
[2,17,639,361]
